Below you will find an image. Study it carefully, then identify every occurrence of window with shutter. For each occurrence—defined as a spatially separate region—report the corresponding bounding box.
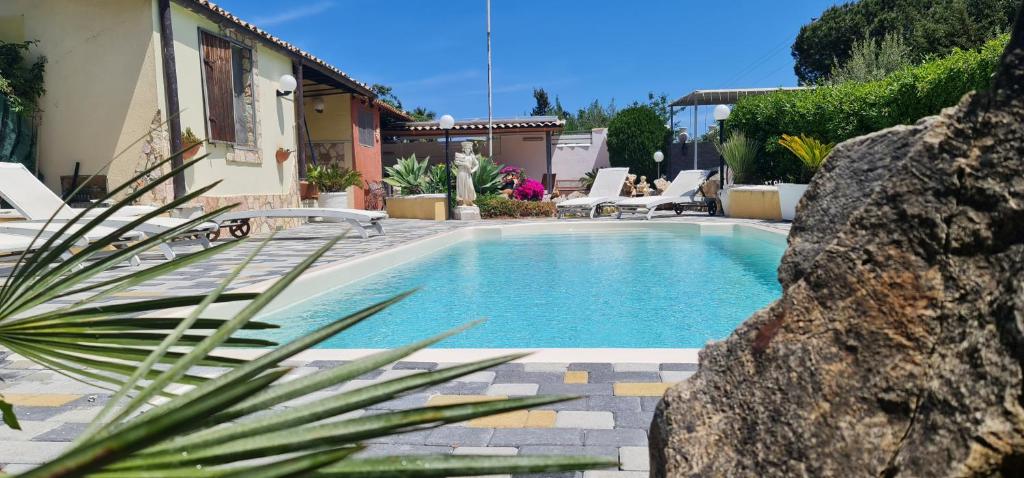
[357,109,375,147]
[199,30,256,147]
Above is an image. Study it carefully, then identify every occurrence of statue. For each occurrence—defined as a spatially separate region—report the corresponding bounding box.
[636,175,651,196]
[622,174,637,197]
[454,142,479,206]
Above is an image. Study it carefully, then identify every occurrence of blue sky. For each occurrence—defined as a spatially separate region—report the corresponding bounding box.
[218,0,840,125]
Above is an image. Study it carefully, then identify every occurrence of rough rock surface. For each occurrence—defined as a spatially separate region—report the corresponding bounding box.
[651,8,1024,478]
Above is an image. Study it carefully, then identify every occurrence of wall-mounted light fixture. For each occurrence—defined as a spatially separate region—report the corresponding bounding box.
[313,97,325,113]
[277,74,297,97]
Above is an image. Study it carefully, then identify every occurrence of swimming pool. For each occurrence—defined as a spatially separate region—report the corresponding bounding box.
[253,224,786,348]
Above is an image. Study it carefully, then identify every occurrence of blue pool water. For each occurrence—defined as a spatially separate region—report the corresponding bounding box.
[255,226,786,348]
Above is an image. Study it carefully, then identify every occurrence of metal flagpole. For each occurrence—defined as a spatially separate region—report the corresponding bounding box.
[486,0,493,157]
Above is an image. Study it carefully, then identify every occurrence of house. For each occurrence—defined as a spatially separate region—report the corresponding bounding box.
[0,0,410,232]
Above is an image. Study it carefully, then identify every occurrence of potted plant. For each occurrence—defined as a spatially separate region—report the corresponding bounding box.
[306,163,363,221]
[777,134,833,221]
[181,127,202,160]
[716,132,760,216]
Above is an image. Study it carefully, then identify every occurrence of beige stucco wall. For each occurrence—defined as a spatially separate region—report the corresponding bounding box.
[168,3,298,197]
[0,0,163,195]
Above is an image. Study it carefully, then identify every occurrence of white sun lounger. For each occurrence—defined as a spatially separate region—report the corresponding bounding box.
[0,162,216,259]
[615,170,709,220]
[213,208,388,239]
[556,167,629,219]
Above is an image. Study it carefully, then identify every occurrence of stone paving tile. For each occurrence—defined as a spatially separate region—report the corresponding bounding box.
[518,446,618,459]
[583,471,648,478]
[611,363,660,373]
[538,383,613,396]
[357,444,453,457]
[0,421,60,441]
[362,429,433,445]
[659,363,699,371]
[31,422,90,442]
[583,429,648,447]
[587,372,662,384]
[422,381,489,396]
[556,411,615,429]
[452,446,518,456]
[490,428,584,446]
[522,363,568,373]
[614,411,655,429]
[618,446,650,471]
[392,361,438,371]
[0,441,67,464]
[640,397,663,411]
[587,396,642,413]
[563,371,589,384]
[660,371,695,382]
[424,427,494,447]
[568,363,614,373]
[493,371,562,384]
[485,383,539,396]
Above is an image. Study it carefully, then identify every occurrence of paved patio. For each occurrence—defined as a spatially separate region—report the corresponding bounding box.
[0,214,790,476]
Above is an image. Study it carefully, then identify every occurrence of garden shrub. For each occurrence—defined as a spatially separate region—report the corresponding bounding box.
[477,195,556,218]
[513,178,545,201]
[728,35,1007,182]
[607,105,670,179]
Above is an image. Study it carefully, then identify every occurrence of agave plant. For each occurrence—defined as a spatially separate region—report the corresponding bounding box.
[0,148,614,476]
[717,132,761,185]
[383,154,429,195]
[472,156,504,195]
[778,133,834,180]
[424,163,451,194]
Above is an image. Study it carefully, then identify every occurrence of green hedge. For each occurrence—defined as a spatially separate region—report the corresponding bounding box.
[607,105,670,179]
[477,195,555,219]
[728,34,1007,183]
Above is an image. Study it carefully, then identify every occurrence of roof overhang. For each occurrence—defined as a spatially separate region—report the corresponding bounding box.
[383,116,565,137]
[177,0,411,121]
[669,87,814,107]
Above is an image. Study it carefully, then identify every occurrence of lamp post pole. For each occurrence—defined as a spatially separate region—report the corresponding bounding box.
[713,105,731,217]
[717,120,725,189]
[439,114,455,220]
[444,130,451,220]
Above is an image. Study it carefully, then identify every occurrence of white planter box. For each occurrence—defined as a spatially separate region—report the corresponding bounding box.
[317,192,348,222]
[777,183,809,221]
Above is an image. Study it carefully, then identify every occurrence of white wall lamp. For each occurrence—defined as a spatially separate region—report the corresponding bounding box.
[313,97,325,113]
[277,74,297,97]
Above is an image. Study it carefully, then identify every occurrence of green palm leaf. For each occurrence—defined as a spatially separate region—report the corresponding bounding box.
[0,145,615,477]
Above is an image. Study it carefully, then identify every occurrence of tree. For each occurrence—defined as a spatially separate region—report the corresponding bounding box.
[828,33,914,84]
[370,83,403,110]
[409,106,435,121]
[0,40,46,113]
[792,0,1017,83]
[607,105,671,179]
[531,87,551,116]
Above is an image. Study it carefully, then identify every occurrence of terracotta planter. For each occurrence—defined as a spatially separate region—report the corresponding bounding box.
[299,181,319,200]
[182,143,201,160]
[275,148,292,163]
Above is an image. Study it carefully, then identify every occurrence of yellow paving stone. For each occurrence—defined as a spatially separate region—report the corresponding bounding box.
[613,382,677,397]
[564,371,589,384]
[2,393,81,407]
[467,410,528,428]
[426,395,506,407]
[524,410,557,428]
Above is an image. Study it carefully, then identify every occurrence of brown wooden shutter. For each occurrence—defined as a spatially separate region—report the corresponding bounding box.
[201,32,235,143]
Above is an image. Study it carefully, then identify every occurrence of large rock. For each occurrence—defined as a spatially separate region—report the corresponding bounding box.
[651,7,1024,477]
